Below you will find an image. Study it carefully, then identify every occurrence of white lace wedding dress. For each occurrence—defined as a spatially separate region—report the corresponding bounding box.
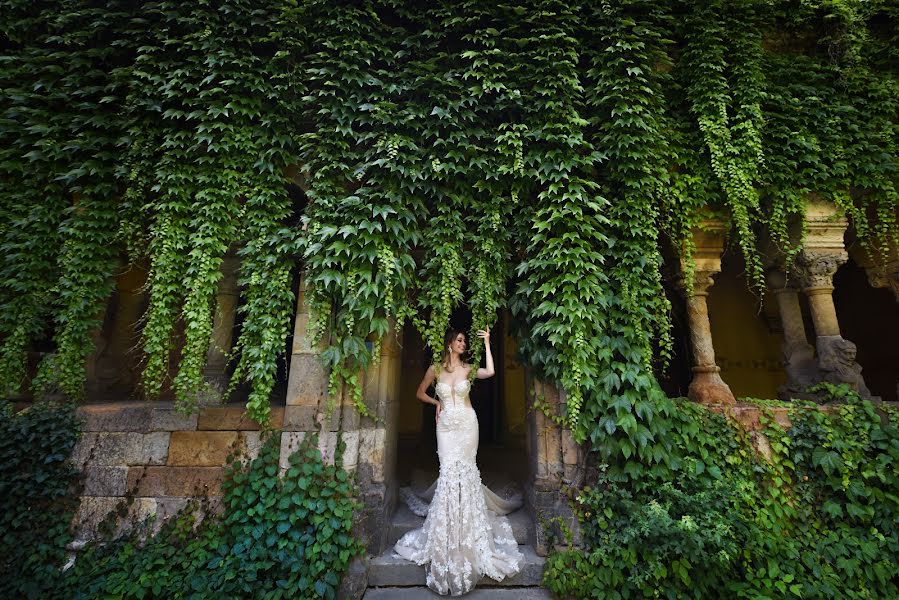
[393,378,523,596]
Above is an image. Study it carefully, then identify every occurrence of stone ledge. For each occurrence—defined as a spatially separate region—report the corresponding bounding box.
[78,403,154,432]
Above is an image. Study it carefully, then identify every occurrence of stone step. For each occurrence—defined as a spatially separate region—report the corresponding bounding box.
[363,587,553,599]
[368,545,545,588]
[388,504,532,547]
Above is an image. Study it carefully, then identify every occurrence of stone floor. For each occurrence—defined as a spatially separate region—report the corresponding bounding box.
[362,588,554,599]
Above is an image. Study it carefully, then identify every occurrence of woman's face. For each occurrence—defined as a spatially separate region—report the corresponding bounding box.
[451,333,466,354]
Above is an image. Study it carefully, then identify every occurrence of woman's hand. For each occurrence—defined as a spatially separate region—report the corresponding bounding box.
[476,327,490,341]
[435,401,442,423]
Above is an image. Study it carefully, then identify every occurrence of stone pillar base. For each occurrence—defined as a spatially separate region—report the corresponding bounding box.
[688,366,736,404]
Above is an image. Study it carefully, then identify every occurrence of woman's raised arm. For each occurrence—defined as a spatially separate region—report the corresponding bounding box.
[475,328,495,379]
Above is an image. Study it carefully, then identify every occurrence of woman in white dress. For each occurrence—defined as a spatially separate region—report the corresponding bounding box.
[394,327,523,596]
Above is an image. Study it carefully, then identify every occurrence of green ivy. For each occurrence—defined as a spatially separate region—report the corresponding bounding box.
[0,0,896,449]
[544,392,899,599]
[0,401,82,599]
[56,433,363,599]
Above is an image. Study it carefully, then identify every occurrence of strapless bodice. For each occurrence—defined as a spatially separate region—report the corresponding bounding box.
[435,378,471,406]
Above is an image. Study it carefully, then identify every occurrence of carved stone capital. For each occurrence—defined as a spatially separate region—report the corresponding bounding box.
[679,218,727,293]
[866,262,899,303]
[796,249,847,291]
[690,269,720,297]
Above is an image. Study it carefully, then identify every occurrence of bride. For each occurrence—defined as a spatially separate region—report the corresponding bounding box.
[394,327,523,596]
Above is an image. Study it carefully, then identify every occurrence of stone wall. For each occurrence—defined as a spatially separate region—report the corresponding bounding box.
[71,402,285,541]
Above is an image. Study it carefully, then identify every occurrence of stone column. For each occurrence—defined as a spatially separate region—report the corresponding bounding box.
[525,376,585,556]
[796,197,871,396]
[357,324,401,555]
[203,252,240,397]
[283,276,330,431]
[681,222,735,405]
[766,269,819,399]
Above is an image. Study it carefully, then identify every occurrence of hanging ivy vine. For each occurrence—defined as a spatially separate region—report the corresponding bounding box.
[0,0,895,454]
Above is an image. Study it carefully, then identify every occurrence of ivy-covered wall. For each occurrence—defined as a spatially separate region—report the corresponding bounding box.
[1,0,896,480]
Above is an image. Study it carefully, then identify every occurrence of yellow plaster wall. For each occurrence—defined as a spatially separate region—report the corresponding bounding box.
[707,269,786,399]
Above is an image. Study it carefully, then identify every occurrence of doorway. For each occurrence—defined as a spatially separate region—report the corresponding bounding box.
[393,309,528,498]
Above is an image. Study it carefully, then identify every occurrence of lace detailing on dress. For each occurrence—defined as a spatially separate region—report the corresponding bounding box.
[400,485,431,518]
[393,377,523,595]
[394,459,522,596]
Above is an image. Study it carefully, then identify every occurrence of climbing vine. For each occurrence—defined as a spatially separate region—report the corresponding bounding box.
[543,391,899,598]
[0,1,895,451]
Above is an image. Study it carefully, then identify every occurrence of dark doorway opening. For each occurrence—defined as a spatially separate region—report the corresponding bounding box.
[833,258,899,402]
[394,308,527,496]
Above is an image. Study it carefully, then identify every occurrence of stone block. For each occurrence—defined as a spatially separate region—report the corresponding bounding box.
[197,406,284,430]
[238,431,265,464]
[82,466,128,496]
[321,406,343,431]
[72,496,123,541]
[127,466,224,497]
[362,487,388,554]
[283,405,318,431]
[751,431,773,460]
[279,431,306,471]
[150,497,192,534]
[143,432,171,465]
[150,406,198,431]
[341,430,360,471]
[340,401,360,431]
[359,429,386,483]
[82,432,171,466]
[286,354,328,406]
[71,432,98,467]
[167,431,238,466]
[72,496,158,542]
[89,432,144,466]
[561,429,578,466]
[155,497,191,521]
[336,556,368,600]
[291,312,317,355]
[318,432,338,465]
[78,403,152,432]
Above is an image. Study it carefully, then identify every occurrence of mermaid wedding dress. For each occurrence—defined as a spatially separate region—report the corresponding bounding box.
[393,378,523,596]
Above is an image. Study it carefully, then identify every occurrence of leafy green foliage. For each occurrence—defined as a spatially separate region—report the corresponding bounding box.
[0,0,896,443]
[57,433,363,599]
[543,394,899,599]
[0,402,81,599]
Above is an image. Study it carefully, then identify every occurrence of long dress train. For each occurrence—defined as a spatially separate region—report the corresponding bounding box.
[393,379,523,596]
